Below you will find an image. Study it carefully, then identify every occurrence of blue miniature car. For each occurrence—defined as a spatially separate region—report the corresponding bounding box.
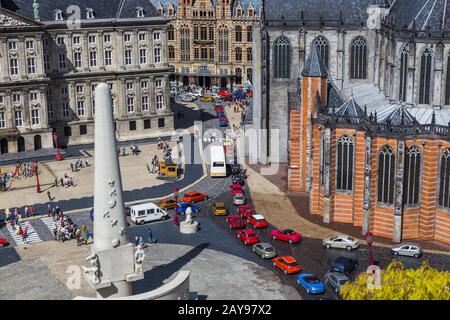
[177,202,201,214]
[296,274,325,295]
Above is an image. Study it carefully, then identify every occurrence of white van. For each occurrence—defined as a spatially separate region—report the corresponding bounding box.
[130,203,169,225]
[210,144,227,177]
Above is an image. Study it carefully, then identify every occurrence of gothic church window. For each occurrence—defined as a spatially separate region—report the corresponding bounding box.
[399,46,408,102]
[419,48,432,104]
[313,36,329,69]
[377,145,395,204]
[168,25,175,41]
[336,136,354,191]
[350,36,367,79]
[403,146,421,205]
[273,36,291,79]
[439,148,450,208]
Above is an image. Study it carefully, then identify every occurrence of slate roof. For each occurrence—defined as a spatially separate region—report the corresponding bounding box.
[380,104,418,126]
[0,0,160,21]
[327,82,344,111]
[389,0,450,31]
[302,44,328,78]
[264,0,373,24]
[331,96,366,124]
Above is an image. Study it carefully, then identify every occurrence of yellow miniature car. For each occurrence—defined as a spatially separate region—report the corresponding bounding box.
[200,96,215,103]
[212,202,228,216]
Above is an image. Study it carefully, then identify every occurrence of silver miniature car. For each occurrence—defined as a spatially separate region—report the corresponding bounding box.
[324,272,349,293]
[252,242,277,259]
[391,243,422,258]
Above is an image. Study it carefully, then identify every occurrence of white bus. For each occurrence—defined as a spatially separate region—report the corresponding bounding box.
[210,144,227,177]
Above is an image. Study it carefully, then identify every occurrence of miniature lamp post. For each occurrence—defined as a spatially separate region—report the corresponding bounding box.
[365,231,374,267]
[53,131,64,161]
[173,186,179,226]
[33,160,41,193]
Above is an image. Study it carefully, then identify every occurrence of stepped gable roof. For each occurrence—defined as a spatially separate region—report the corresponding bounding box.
[302,44,328,78]
[1,0,160,21]
[264,0,374,24]
[380,104,418,126]
[388,0,450,31]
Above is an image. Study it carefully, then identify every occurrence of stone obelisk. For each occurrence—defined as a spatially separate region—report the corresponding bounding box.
[89,83,139,298]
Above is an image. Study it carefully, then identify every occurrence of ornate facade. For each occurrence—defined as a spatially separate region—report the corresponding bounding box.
[253,0,450,244]
[0,0,174,154]
[152,0,261,88]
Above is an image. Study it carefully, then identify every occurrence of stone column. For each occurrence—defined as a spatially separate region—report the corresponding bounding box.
[4,90,14,128]
[82,31,90,72]
[39,87,48,129]
[68,81,76,120]
[163,75,170,113]
[393,140,405,243]
[116,30,125,70]
[149,76,156,114]
[132,29,140,69]
[373,32,380,86]
[161,26,169,67]
[35,34,45,78]
[336,30,344,90]
[406,44,416,105]
[86,81,93,120]
[0,37,10,81]
[362,135,372,235]
[135,78,142,116]
[118,78,127,118]
[22,89,31,129]
[66,32,74,72]
[18,36,27,80]
[98,32,105,71]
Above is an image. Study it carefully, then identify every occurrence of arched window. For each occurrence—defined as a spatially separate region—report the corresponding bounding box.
[403,146,421,205]
[439,148,450,208]
[235,48,242,62]
[419,48,432,104]
[168,46,175,60]
[336,136,354,191]
[378,145,395,204]
[218,27,229,63]
[313,36,329,69]
[445,55,450,105]
[168,25,175,41]
[350,36,367,79]
[247,68,252,83]
[273,36,291,79]
[235,26,242,42]
[399,45,408,102]
[235,68,242,84]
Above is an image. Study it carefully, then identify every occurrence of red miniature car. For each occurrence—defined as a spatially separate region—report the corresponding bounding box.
[182,191,209,203]
[247,214,268,229]
[238,205,255,219]
[237,229,260,245]
[226,215,246,229]
[270,229,302,244]
[218,90,230,97]
[215,105,224,113]
[272,256,302,274]
[0,237,9,248]
[230,184,244,195]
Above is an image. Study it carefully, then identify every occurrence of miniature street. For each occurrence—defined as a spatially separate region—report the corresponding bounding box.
[1,94,449,300]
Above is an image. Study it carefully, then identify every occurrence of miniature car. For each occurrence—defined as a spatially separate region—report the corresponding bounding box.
[200,96,215,103]
[270,229,302,244]
[157,198,178,210]
[182,191,208,203]
[212,202,228,216]
[226,215,246,229]
[296,274,326,295]
[230,163,242,175]
[0,237,9,248]
[216,111,225,118]
[238,205,254,219]
[232,173,245,185]
[391,243,422,258]
[324,272,349,293]
[252,242,277,259]
[215,105,225,113]
[230,184,244,195]
[237,229,260,245]
[330,257,359,275]
[218,90,230,97]
[272,256,302,274]
[247,214,268,229]
[323,235,360,251]
[177,202,201,214]
[233,193,246,206]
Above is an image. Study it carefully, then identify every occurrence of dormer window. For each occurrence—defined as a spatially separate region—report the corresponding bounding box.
[168,9,173,16]
[86,8,94,19]
[55,10,63,21]
[137,7,145,17]
[248,9,254,17]
[237,9,242,17]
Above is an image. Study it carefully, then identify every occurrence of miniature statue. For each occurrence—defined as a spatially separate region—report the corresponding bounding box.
[82,253,100,284]
[134,247,145,274]
[185,206,193,225]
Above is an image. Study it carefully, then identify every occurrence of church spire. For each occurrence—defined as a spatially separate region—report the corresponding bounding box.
[301,43,328,78]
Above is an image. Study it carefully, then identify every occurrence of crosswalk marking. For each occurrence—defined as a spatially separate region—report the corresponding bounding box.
[41,217,59,234]
[6,222,42,246]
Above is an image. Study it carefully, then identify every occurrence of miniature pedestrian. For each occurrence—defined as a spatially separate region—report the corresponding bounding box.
[48,204,52,217]
[138,236,145,248]
[84,230,90,245]
[70,163,74,172]
[29,205,34,217]
[134,235,139,247]
[54,178,58,188]
[24,206,29,218]
[47,190,52,201]
[148,227,156,244]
